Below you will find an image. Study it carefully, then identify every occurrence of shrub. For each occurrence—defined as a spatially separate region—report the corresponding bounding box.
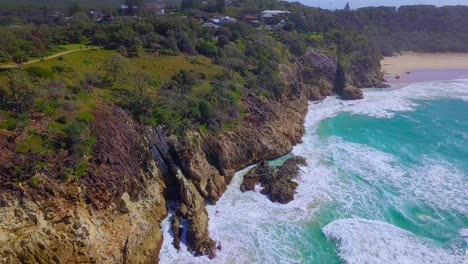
[52,65,65,73]
[27,175,42,186]
[197,41,219,57]
[74,161,89,179]
[26,66,54,79]
[0,51,11,62]
[198,100,214,121]
[118,45,128,57]
[6,70,36,112]
[13,52,29,70]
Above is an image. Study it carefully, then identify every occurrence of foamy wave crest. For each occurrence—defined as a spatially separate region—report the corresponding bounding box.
[302,80,468,126]
[323,218,467,264]
[312,137,468,215]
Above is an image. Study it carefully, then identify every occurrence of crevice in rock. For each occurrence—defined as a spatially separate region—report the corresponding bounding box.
[149,126,218,258]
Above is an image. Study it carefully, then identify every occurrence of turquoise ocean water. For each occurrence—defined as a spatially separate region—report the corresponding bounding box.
[159,79,468,263]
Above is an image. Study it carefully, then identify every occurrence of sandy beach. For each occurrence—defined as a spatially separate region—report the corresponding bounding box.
[381,52,468,83]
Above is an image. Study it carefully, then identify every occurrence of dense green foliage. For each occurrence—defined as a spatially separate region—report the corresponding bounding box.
[338,5,468,53]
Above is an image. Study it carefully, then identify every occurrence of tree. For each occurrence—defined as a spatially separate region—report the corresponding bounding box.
[132,72,152,94]
[219,44,248,77]
[0,51,10,62]
[102,55,127,82]
[344,2,351,12]
[6,70,36,112]
[197,41,219,57]
[198,100,214,122]
[13,53,29,70]
[333,62,346,95]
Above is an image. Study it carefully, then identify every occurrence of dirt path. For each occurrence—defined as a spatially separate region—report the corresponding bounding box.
[0,47,99,69]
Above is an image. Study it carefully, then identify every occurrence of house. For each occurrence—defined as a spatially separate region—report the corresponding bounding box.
[95,14,114,23]
[209,16,237,26]
[144,2,167,15]
[261,10,292,16]
[121,5,137,15]
[244,15,257,21]
[220,16,237,24]
[202,22,219,28]
[260,10,291,25]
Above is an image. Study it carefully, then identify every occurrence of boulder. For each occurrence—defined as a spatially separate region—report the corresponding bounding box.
[240,156,307,204]
[240,160,273,192]
[342,87,364,100]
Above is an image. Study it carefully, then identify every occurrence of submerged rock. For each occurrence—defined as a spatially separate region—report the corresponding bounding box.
[241,156,307,204]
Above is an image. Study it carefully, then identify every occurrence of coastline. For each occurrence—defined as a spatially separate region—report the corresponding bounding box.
[159,74,468,263]
[381,52,468,84]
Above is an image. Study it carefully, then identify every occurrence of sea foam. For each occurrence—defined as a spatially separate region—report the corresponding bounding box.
[323,218,467,264]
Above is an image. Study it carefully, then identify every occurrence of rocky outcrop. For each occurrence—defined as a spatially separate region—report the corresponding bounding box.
[342,86,364,100]
[296,49,337,100]
[149,76,309,257]
[240,157,307,204]
[149,128,217,258]
[347,55,388,88]
[0,104,167,264]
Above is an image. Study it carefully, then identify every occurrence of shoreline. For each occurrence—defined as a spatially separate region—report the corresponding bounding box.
[159,78,468,263]
[381,52,468,84]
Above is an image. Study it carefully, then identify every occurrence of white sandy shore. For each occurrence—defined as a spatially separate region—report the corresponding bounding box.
[381,52,468,76]
[381,52,468,83]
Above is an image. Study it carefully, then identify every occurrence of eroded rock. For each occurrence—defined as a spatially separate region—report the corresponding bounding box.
[241,156,307,204]
[342,86,364,100]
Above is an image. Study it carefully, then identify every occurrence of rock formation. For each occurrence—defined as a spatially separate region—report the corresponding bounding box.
[342,86,364,100]
[240,156,307,204]
[0,104,167,264]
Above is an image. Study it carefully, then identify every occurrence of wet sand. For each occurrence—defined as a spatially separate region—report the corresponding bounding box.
[381,52,468,84]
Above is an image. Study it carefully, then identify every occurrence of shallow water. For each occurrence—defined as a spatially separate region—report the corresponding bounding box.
[159,79,468,263]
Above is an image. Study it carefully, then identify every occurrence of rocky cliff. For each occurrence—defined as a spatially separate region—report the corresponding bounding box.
[151,69,310,257]
[0,48,382,263]
[0,104,167,264]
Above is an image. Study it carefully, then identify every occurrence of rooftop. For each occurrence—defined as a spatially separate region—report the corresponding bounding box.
[262,10,291,15]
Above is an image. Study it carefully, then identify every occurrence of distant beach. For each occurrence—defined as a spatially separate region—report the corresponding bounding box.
[381,52,468,83]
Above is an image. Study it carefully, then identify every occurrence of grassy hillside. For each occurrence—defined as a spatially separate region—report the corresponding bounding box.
[0,48,226,178]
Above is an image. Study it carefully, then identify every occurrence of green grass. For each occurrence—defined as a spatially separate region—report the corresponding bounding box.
[1,49,224,119]
[58,44,89,51]
[1,48,226,146]
[0,44,96,67]
[20,49,223,84]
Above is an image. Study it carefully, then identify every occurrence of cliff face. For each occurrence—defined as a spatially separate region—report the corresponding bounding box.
[0,104,167,263]
[150,77,309,258]
[0,48,382,262]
